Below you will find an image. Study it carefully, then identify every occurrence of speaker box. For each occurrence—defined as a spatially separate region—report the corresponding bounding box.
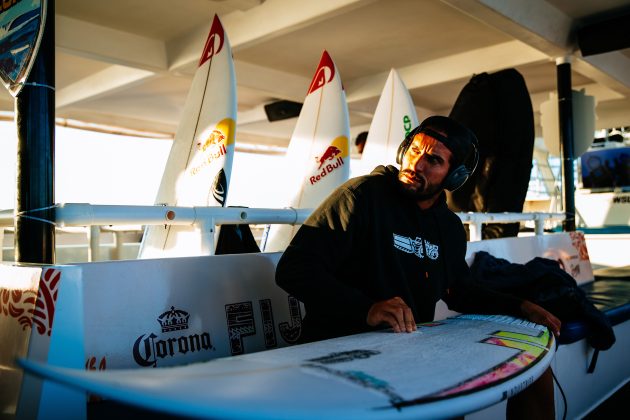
[264,100,303,122]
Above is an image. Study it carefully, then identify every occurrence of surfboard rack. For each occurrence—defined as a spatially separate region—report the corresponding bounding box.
[1,203,566,261]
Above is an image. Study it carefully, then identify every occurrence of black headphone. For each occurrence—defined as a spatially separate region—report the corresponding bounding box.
[396,120,479,192]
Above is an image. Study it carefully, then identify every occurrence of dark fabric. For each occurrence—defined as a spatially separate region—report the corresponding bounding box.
[447,69,535,239]
[580,279,630,325]
[215,224,260,255]
[276,165,523,343]
[470,251,616,350]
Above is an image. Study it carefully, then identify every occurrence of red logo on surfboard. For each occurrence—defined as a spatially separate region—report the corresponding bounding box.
[196,130,226,152]
[311,145,345,185]
[191,130,227,176]
[199,14,225,66]
[316,146,341,169]
[307,50,335,95]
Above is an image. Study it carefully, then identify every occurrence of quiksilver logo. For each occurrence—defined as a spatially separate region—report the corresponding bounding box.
[132,306,214,367]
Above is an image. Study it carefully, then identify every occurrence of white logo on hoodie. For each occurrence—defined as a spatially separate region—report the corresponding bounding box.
[393,234,439,260]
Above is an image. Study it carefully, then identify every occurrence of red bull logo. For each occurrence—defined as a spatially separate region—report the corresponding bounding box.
[311,145,345,185]
[199,15,225,66]
[190,130,227,176]
[307,50,335,95]
[316,146,341,169]
[196,129,226,152]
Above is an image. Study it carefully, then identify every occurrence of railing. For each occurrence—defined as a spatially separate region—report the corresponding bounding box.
[1,204,566,262]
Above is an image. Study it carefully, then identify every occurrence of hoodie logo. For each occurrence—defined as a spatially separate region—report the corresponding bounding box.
[393,234,439,260]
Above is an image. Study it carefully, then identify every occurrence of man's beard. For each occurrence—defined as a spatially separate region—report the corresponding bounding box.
[398,169,442,201]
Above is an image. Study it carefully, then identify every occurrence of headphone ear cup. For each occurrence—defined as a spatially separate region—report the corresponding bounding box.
[396,138,410,165]
[443,164,471,191]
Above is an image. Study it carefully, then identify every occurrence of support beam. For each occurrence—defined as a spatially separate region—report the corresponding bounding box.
[15,1,56,264]
[346,41,548,103]
[56,15,168,71]
[441,0,573,56]
[556,58,576,231]
[441,0,630,96]
[57,66,155,109]
[167,0,376,72]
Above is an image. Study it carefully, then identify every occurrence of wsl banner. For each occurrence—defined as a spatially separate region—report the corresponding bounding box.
[0,0,46,96]
[139,15,237,259]
[263,51,350,252]
[358,68,419,174]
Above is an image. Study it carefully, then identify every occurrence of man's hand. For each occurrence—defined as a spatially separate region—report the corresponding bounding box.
[367,297,416,333]
[520,300,561,337]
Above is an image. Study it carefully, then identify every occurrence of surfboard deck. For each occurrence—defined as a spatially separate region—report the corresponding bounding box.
[263,50,350,252]
[20,314,555,419]
[357,68,418,176]
[139,14,236,259]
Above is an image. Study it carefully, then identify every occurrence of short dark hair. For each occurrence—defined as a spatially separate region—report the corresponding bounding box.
[415,116,477,168]
[355,131,368,146]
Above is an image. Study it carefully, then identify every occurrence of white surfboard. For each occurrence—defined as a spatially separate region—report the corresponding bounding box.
[139,14,237,259]
[263,50,350,252]
[356,68,419,175]
[20,314,555,419]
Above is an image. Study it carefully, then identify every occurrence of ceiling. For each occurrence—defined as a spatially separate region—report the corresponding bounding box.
[4,0,630,149]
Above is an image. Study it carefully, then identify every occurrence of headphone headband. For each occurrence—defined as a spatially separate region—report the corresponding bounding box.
[396,117,479,191]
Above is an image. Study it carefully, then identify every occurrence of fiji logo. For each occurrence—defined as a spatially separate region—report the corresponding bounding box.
[132,306,214,368]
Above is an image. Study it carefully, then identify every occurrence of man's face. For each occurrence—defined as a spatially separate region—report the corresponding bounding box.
[398,133,452,201]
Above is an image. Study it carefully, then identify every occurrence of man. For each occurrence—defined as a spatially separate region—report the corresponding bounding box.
[355,131,368,155]
[276,115,560,419]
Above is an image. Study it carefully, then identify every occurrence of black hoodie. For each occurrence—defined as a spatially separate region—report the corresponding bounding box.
[276,165,523,342]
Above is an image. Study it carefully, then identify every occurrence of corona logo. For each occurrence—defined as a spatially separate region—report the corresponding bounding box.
[157,306,190,333]
[132,306,214,368]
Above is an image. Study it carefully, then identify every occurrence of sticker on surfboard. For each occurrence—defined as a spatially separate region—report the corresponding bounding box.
[0,0,46,96]
[19,314,555,419]
[139,14,236,259]
[356,68,419,175]
[262,51,350,252]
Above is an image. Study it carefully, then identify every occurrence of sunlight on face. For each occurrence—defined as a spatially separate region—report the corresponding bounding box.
[398,133,452,201]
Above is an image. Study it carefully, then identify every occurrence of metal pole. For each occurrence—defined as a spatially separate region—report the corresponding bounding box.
[556,57,576,231]
[14,1,56,263]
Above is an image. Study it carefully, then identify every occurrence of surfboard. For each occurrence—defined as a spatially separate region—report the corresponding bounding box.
[138,14,237,259]
[356,68,419,176]
[20,314,555,419]
[262,51,350,252]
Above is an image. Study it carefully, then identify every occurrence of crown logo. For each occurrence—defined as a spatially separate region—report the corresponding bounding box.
[157,306,190,333]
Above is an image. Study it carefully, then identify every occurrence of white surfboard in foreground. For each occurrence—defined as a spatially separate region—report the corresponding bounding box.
[20,315,555,420]
[357,68,419,175]
[263,50,350,252]
[139,14,237,259]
